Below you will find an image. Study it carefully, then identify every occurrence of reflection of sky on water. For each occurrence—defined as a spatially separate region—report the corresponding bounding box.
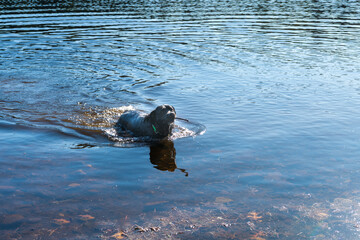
[1,0,360,239]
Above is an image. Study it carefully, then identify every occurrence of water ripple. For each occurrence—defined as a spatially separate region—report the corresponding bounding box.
[2,1,360,239]
[1,0,360,138]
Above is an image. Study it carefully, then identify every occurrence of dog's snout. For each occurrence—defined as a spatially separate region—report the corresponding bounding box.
[167,111,176,121]
[170,111,175,118]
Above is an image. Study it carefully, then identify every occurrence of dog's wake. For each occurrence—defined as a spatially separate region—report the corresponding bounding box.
[106,117,206,147]
[71,105,206,147]
[72,105,205,147]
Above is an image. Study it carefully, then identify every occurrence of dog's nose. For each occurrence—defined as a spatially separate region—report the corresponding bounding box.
[167,112,176,121]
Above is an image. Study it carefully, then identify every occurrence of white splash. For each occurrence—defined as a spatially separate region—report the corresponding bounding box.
[72,104,205,146]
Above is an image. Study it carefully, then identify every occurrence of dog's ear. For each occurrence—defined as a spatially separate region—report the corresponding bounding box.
[148,106,163,122]
[148,109,157,123]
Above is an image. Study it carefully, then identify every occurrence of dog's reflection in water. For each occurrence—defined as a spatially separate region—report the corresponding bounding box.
[149,140,188,176]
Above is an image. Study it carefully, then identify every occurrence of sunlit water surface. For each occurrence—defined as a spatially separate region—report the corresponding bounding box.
[1,1,360,239]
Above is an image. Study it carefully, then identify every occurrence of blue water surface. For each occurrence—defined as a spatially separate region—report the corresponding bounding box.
[1,1,360,239]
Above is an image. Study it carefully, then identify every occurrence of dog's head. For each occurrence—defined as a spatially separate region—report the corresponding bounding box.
[148,105,176,138]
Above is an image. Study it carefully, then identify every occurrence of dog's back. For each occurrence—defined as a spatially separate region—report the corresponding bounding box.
[116,110,144,129]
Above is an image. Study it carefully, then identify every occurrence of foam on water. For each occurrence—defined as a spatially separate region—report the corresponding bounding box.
[71,105,136,129]
[71,105,206,146]
[105,111,206,146]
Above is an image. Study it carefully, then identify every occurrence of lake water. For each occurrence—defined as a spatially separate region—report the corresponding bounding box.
[1,0,360,239]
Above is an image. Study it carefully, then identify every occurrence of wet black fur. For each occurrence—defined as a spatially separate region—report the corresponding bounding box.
[115,105,176,138]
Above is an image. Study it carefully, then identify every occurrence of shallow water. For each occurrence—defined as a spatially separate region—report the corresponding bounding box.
[1,0,360,239]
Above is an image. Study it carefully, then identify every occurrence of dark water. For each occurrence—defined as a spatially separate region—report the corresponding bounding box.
[1,0,360,239]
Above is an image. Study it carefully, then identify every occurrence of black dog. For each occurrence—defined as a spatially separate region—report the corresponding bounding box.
[115,105,176,138]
